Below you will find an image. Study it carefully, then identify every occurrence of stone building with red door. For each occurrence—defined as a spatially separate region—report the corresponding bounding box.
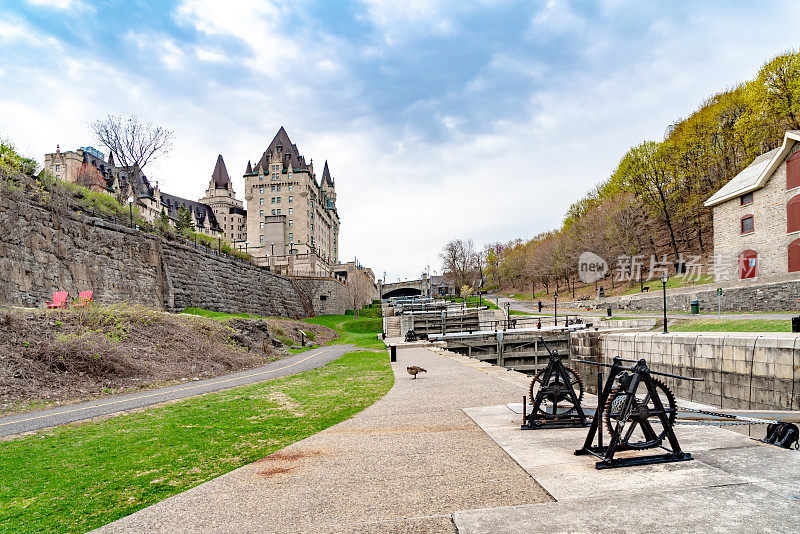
[705,130,800,281]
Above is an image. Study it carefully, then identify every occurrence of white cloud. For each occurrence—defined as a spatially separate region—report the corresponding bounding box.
[196,47,226,62]
[27,0,91,12]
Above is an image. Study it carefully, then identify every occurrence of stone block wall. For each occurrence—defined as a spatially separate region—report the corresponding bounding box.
[571,331,800,411]
[0,197,345,318]
[595,278,800,312]
[291,277,349,316]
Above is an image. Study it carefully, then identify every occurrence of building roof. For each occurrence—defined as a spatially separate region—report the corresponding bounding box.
[254,127,309,173]
[160,192,221,231]
[321,160,334,187]
[211,155,231,188]
[705,130,800,207]
[245,160,252,174]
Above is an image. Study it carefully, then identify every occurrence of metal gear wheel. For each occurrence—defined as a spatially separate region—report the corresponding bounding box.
[528,365,585,419]
[603,377,677,449]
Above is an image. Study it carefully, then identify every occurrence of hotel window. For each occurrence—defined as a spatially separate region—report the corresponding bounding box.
[289,220,293,227]
[259,210,263,217]
[55,164,60,171]
[271,185,275,192]
[740,192,753,206]
[289,233,293,242]
[259,176,263,181]
[276,185,281,192]
[276,209,281,215]
[277,197,281,204]
[271,197,275,204]
[259,198,264,205]
[271,209,276,215]
[272,173,278,180]
[289,208,293,214]
[259,235,264,243]
[288,184,293,191]
[259,186,264,193]
[289,196,293,203]
[741,215,754,234]
[259,222,264,229]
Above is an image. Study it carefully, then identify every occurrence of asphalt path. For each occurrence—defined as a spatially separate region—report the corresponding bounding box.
[0,344,364,437]
[490,295,797,320]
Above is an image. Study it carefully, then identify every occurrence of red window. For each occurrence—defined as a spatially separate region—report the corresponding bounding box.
[741,215,754,234]
[738,250,758,279]
[790,239,800,273]
[788,152,800,190]
[789,195,800,233]
[740,192,753,205]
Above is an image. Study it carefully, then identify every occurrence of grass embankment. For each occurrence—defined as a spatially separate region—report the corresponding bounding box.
[180,307,273,321]
[670,319,793,332]
[304,314,386,349]
[0,350,393,533]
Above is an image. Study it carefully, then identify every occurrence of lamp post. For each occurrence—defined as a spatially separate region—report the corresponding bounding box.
[270,242,275,255]
[553,292,558,327]
[571,277,575,299]
[661,275,669,334]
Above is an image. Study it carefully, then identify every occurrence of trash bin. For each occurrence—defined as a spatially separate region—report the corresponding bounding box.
[793,317,800,333]
[690,300,699,315]
[390,345,397,362]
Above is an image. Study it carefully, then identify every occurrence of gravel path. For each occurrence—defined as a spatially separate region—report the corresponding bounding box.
[92,345,551,533]
[0,344,358,437]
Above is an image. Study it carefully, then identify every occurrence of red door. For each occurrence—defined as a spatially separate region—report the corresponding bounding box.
[738,250,758,279]
[790,239,800,273]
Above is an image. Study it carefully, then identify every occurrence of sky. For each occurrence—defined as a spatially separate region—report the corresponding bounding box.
[1,0,799,282]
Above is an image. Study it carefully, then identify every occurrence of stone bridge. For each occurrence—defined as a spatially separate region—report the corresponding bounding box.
[379,277,431,299]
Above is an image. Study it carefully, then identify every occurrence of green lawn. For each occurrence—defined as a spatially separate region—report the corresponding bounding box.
[622,274,715,296]
[670,319,793,332]
[303,315,386,349]
[179,307,273,320]
[0,350,392,534]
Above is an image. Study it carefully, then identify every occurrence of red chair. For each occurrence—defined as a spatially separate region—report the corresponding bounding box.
[46,291,69,309]
[73,290,94,308]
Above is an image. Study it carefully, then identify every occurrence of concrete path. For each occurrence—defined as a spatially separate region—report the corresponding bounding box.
[492,295,798,320]
[0,344,358,437]
[454,403,800,533]
[92,345,549,533]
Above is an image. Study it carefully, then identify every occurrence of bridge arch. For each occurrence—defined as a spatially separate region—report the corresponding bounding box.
[383,287,422,299]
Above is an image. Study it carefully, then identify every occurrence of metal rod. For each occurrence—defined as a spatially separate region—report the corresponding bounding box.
[572,358,704,381]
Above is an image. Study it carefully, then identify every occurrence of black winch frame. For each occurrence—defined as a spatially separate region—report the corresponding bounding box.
[521,338,589,430]
[574,356,703,469]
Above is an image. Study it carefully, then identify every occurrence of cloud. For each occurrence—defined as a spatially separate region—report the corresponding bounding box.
[27,0,92,12]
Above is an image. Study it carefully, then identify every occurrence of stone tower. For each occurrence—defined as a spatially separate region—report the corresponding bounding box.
[198,155,246,244]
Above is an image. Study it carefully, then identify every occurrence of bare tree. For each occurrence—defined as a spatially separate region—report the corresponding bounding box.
[73,162,105,191]
[440,239,478,291]
[90,115,174,201]
[345,269,377,318]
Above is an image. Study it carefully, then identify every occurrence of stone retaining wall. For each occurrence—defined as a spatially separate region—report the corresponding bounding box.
[593,279,800,313]
[571,331,800,411]
[0,197,349,317]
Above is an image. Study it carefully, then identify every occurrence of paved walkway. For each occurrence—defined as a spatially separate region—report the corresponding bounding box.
[93,345,549,533]
[493,295,798,320]
[0,344,357,437]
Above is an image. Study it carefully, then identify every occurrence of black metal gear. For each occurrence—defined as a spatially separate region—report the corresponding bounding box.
[603,377,677,449]
[528,365,584,419]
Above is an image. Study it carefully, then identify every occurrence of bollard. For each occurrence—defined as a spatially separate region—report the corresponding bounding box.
[522,395,527,427]
[300,332,305,347]
[390,345,397,362]
[793,317,800,333]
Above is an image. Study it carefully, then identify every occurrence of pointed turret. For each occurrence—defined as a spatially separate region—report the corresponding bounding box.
[211,155,231,188]
[107,151,114,166]
[245,160,252,174]
[321,160,334,187]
